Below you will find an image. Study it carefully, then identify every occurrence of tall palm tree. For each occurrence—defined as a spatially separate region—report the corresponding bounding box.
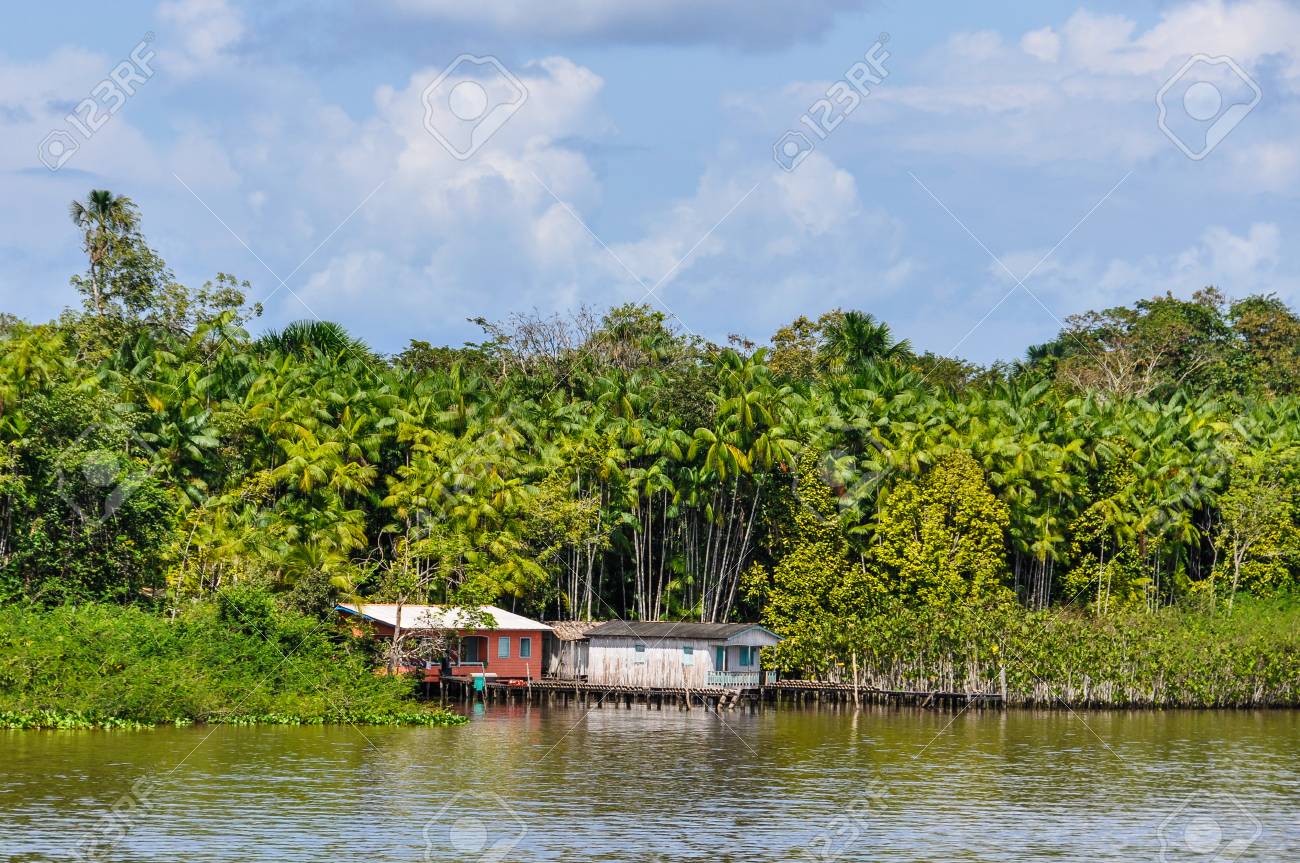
[819,310,911,377]
[69,190,140,316]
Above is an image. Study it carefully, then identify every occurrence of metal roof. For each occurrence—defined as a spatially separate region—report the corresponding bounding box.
[337,604,551,632]
[584,620,782,642]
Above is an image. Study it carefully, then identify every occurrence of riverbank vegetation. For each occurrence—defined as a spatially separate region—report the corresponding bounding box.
[770,595,1300,707]
[3,189,1300,708]
[0,593,464,729]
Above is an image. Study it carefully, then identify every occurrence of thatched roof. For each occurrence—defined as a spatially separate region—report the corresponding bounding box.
[546,620,601,642]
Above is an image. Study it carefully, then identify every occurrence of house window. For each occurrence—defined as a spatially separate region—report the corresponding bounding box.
[734,646,750,667]
[633,644,647,664]
[714,646,725,670]
[520,637,532,659]
[682,646,694,666]
[498,636,511,659]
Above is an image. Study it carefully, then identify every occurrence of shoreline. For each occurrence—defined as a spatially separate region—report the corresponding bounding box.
[8,700,1300,733]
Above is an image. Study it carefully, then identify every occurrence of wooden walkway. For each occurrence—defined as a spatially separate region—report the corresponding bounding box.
[432,677,1005,711]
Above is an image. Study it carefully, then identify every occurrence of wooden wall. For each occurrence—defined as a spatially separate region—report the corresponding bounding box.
[588,636,723,688]
[544,637,589,679]
[348,615,546,680]
[473,630,546,680]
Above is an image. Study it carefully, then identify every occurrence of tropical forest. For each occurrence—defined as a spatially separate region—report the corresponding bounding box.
[2,190,1298,726]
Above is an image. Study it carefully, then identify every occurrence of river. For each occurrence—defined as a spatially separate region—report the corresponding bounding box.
[2,705,1297,861]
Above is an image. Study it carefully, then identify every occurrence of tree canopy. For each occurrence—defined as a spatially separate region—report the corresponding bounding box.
[3,191,1299,638]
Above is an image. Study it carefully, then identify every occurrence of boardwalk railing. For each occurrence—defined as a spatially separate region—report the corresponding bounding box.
[707,670,779,688]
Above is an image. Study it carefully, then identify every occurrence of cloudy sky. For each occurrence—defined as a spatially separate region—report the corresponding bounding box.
[4,0,1299,361]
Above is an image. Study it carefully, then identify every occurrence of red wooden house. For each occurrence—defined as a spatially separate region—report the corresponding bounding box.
[337,603,551,682]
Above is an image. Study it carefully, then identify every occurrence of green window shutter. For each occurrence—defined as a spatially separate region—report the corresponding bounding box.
[520,637,532,659]
[714,646,725,669]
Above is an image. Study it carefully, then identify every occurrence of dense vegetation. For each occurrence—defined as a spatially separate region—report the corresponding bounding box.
[3,190,1299,705]
[0,587,464,728]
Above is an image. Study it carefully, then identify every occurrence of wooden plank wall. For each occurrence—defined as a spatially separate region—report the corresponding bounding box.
[588,636,721,688]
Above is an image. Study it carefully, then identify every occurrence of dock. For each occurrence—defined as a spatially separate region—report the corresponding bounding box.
[430,677,1006,711]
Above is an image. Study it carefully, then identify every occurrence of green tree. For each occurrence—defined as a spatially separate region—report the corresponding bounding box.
[749,453,855,635]
[869,452,1010,606]
[1214,448,1298,607]
[818,310,911,377]
[1230,294,1300,396]
[69,190,141,317]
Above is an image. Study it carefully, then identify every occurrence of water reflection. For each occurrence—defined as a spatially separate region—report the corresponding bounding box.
[1,706,1296,861]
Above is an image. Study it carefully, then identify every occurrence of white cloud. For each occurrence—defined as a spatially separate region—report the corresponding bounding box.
[157,0,246,77]
[0,18,919,348]
[239,53,911,346]
[10,0,1300,364]
[1000,222,1290,314]
[1066,0,1300,83]
[773,153,861,236]
[732,0,1300,169]
[1229,140,1300,188]
[1021,27,1061,63]
[0,47,164,307]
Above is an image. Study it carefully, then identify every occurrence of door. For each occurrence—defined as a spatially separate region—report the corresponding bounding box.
[714,646,726,671]
[461,635,487,664]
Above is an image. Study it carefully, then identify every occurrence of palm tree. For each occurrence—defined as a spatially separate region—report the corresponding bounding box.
[819,311,911,377]
[69,190,140,316]
[255,320,367,359]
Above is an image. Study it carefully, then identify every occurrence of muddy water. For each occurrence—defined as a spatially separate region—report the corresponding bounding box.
[2,705,1297,861]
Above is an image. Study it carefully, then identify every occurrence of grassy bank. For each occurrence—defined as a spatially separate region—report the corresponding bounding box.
[0,596,465,729]
[771,597,1300,708]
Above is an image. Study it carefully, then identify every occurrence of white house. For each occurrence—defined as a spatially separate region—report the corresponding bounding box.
[585,621,782,688]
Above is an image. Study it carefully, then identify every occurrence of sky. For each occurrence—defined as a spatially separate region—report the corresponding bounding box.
[3,0,1299,363]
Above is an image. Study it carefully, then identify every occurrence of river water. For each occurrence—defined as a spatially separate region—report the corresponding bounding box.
[2,705,1297,861]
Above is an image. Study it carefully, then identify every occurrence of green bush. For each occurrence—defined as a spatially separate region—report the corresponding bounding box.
[0,599,465,728]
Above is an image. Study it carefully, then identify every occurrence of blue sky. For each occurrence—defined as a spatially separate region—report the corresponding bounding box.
[3,0,1298,362]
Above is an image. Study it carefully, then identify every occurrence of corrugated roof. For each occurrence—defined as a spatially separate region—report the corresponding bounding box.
[337,604,551,632]
[585,620,780,641]
[545,620,601,642]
